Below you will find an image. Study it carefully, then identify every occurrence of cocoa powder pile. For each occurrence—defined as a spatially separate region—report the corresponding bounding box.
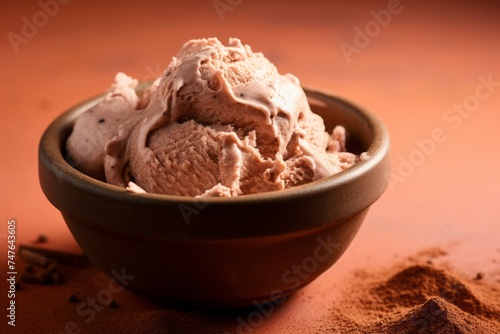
[326,253,500,333]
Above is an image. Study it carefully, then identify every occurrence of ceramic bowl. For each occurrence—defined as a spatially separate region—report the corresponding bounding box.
[38,87,390,308]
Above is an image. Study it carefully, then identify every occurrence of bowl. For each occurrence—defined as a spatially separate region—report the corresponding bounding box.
[38,87,390,308]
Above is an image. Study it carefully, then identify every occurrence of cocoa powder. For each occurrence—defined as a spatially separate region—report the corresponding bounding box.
[326,252,500,333]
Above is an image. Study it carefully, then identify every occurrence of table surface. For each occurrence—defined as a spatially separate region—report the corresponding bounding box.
[1,0,499,333]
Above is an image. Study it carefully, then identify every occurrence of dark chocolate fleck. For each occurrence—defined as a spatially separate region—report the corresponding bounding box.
[67,293,79,303]
[474,272,484,280]
[35,234,47,244]
[98,118,106,123]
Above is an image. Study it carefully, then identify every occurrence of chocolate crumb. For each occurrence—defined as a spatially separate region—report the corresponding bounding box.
[98,118,105,123]
[34,234,48,244]
[474,272,484,280]
[67,293,78,303]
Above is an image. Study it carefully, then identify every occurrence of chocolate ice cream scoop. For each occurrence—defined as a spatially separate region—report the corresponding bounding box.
[66,37,359,197]
[65,73,156,181]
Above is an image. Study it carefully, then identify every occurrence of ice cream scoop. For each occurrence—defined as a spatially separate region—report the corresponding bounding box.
[65,73,156,181]
[66,37,359,197]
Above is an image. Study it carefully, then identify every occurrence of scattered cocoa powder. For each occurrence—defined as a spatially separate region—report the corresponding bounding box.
[326,251,500,333]
[11,245,500,333]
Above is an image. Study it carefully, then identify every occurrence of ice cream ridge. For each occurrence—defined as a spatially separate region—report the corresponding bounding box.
[66,37,360,197]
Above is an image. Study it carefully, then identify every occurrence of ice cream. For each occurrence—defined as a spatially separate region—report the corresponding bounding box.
[66,37,359,197]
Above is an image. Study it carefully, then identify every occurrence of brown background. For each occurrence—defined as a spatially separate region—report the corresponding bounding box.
[1,0,499,332]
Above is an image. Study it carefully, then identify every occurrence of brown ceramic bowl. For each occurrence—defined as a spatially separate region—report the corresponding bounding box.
[38,87,390,308]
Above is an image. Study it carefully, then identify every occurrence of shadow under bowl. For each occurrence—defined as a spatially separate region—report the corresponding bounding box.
[38,87,390,308]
